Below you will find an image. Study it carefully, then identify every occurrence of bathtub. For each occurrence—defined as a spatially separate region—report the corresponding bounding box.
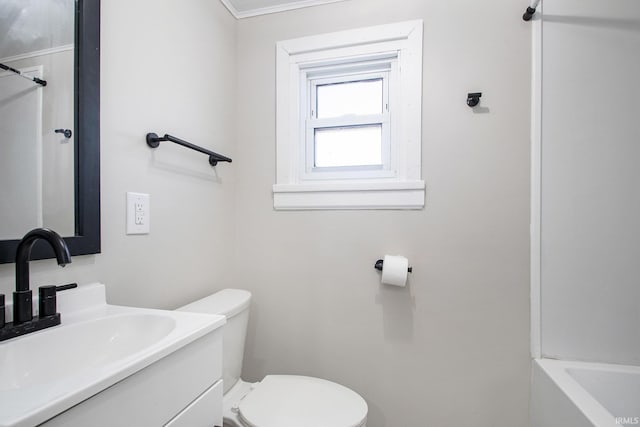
[531,359,640,427]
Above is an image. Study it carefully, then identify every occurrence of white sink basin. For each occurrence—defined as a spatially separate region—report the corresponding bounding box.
[0,313,176,391]
[0,283,225,427]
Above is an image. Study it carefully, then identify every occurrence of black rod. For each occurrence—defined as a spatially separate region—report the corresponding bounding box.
[522,6,536,21]
[374,259,413,273]
[522,0,540,21]
[0,63,47,86]
[146,133,232,167]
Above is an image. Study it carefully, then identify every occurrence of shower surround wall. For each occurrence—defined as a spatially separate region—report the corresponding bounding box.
[538,0,640,365]
[233,0,531,426]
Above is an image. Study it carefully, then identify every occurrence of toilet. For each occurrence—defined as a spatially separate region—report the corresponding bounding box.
[177,289,368,427]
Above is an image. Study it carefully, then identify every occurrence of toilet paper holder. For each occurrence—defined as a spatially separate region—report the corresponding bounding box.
[374,259,413,273]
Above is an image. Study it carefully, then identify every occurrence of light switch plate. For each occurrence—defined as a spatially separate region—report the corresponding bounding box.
[126,192,150,234]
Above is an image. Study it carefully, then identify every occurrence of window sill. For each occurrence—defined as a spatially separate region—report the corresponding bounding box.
[272,180,425,210]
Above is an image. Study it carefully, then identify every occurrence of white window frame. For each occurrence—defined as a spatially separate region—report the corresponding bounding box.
[306,67,392,179]
[274,20,424,210]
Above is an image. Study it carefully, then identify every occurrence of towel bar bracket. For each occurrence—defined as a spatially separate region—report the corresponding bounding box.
[146,133,161,148]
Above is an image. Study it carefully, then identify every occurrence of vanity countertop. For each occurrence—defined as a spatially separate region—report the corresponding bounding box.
[0,283,225,427]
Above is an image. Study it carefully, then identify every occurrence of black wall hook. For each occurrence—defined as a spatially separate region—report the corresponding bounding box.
[467,92,482,107]
[55,129,72,139]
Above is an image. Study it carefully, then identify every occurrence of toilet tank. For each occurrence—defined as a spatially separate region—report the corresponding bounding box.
[177,289,251,394]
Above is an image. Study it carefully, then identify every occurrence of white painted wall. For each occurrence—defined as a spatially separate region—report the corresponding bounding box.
[0,0,237,309]
[233,1,531,426]
[539,0,640,365]
[0,69,42,239]
[1,49,76,238]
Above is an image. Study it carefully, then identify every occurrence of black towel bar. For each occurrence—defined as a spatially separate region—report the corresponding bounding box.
[146,133,232,167]
[0,63,47,86]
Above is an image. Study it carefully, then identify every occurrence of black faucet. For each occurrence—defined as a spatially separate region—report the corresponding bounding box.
[0,228,71,342]
[14,228,71,323]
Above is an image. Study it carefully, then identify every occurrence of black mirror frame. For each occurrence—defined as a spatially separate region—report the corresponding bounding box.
[0,0,101,263]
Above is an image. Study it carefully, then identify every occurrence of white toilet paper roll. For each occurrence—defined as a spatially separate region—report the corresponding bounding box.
[381,255,409,287]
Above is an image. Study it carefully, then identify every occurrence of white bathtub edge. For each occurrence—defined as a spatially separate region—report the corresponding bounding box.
[532,359,636,427]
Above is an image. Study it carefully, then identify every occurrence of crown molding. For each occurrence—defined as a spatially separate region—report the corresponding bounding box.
[220,0,349,19]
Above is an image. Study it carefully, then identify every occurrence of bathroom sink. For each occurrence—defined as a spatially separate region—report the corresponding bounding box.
[0,313,176,391]
[0,283,225,427]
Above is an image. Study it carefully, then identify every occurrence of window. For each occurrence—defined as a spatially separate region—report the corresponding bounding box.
[306,62,393,179]
[274,20,424,210]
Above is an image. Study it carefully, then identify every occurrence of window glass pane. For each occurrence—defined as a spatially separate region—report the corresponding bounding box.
[314,125,382,168]
[316,79,382,119]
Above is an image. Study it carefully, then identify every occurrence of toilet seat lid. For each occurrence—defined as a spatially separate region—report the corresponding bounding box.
[238,375,368,427]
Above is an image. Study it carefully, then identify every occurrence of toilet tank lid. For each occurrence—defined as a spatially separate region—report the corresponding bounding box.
[177,289,251,319]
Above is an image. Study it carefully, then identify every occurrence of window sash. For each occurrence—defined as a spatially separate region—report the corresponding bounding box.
[306,116,391,176]
[314,124,384,168]
[304,69,392,180]
[309,70,389,118]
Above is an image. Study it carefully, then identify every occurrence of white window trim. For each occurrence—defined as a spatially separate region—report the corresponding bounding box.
[274,20,424,210]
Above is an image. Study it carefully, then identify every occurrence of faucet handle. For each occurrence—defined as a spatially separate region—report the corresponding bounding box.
[13,290,33,324]
[38,286,58,318]
[56,283,78,292]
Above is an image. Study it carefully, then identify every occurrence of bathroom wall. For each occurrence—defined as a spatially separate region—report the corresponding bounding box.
[1,49,76,238]
[0,68,43,239]
[233,0,531,426]
[0,1,531,425]
[539,0,640,365]
[0,0,238,309]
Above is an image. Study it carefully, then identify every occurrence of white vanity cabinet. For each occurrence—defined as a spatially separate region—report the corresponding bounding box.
[41,328,223,427]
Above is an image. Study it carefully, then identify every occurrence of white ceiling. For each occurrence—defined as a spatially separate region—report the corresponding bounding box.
[220,0,349,19]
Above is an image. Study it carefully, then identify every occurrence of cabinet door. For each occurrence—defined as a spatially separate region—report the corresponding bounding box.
[165,380,223,427]
[41,331,223,427]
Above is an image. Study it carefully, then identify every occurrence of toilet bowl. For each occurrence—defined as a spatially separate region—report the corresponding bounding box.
[177,289,368,427]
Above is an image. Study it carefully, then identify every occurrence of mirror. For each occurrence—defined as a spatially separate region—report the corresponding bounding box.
[0,1,75,240]
[0,0,100,263]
